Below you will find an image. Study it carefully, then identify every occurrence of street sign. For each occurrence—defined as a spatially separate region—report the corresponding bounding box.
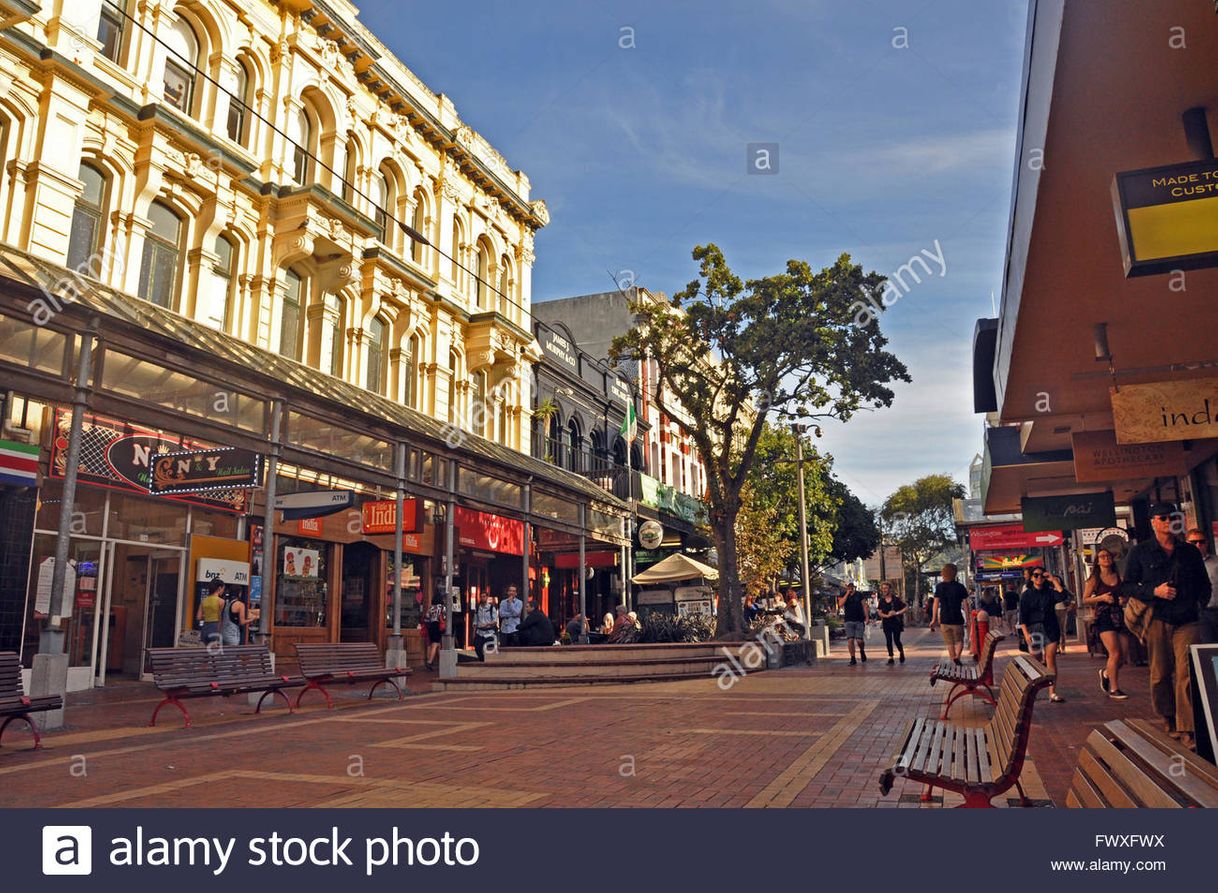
[275,490,354,520]
[969,523,1063,551]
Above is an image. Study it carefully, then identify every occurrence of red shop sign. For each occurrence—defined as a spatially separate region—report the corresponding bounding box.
[969,523,1064,551]
[454,506,524,556]
[361,499,422,535]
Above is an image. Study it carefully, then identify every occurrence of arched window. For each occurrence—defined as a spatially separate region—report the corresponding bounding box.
[497,256,511,316]
[631,443,644,473]
[472,371,487,436]
[279,269,305,360]
[450,219,461,282]
[67,163,107,273]
[328,295,345,376]
[475,245,490,309]
[97,0,125,63]
[214,233,237,333]
[447,349,462,424]
[405,334,420,408]
[372,172,389,238]
[410,194,425,263]
[567,418,583,471]
[366,316,387,394]
[162,18,198,113]
[138,201,182,308]
[226,61,250,144]
[342,140,357,203]
[288,107,311,185]
[612,437,626,467]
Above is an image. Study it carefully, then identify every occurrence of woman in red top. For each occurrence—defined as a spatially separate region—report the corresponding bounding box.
[1082,548,1128,700]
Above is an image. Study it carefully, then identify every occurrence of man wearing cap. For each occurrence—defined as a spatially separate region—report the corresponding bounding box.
[1120,503,1211,748]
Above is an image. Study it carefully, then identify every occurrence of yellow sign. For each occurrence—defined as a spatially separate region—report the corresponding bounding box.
[1113,159,1218,276]
[1110,379,1218,444]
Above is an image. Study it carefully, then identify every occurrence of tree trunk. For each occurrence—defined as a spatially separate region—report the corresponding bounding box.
[714,498,745,639]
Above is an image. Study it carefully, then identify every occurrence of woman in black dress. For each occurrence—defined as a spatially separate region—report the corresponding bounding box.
[1019,569,1070,702]
[877,582,907,665]
[1082,548,1128,699]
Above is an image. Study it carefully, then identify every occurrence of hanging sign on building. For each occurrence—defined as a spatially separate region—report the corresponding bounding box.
[1113,158,1218,276]
[149,447,263,495]
[1110,378,1218,444]
[968,523,1062,551]
[1021,492,1117,532]
[638,519,665,550]
[1071,429,1187,481]
[275,490,355,520]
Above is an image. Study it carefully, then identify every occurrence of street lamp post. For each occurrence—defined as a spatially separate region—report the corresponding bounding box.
[792,425,813,641]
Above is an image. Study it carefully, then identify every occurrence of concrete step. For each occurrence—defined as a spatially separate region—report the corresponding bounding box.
[454,657,728,680]
[431,669,730,691]
[484,642,746,665]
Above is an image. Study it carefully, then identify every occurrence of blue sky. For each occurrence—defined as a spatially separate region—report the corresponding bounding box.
[359,0,1030,506]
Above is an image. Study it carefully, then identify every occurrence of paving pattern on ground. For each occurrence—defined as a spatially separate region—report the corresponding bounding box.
[0,628,1163,808]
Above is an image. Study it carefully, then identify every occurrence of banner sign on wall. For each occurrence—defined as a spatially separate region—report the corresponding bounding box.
[50,411,249,512]
[283,547,320,579]
[361,498,423,535]
[1072,429,1187,481]
[454,506,524,556]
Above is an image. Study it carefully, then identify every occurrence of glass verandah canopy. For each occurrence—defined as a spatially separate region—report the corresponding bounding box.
[0,243,629,543]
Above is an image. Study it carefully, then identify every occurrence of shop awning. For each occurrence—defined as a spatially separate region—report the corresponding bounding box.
[0,243,628,531]
[631,553,718,584]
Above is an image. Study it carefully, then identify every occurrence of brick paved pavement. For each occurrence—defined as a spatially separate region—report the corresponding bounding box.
[0,627,1165,808]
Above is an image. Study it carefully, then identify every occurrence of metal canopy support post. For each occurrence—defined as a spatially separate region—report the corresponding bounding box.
[578,503,587,641]
[259,399,283,642]
[41,325,97,656]
[387,441,406,665]
[32,324,98,731]
[522,480,532,613]
[440,460,457,677]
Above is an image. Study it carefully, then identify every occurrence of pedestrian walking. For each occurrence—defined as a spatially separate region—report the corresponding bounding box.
[423,599,446,670]
[1120,504,1211,749]
[877,581,906,664]
[473,590,499,661]
[1082,548,1129,699]
[930,564,969,666]
[1019,569,1069,702]
[1187,528,1218,645]
[1001,583,1020,634]
[837,583,869,664]
[498,584,523,647]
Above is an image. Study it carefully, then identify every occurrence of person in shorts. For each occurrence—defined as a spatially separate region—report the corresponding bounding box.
[930,563,969,665]
[1019,569,1069,703]
[1001,583,1020,633]
[837,583,869,665]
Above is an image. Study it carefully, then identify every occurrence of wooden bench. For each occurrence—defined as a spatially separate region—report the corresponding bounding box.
[930,630,1005,719]
[0,652,62,750]
[880,654,1053,808]
[293,643,411,708]
[1067,718,1218,808]
[148,645,301,729]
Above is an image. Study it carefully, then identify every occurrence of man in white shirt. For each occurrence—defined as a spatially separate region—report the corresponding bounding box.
[1187,529,1218,644]
[498,585,523,648]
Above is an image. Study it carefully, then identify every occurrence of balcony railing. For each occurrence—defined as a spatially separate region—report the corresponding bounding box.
[535,437,637,501]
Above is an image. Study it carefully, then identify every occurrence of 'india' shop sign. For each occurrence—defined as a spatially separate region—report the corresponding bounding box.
[1113,159,1218,276]
[1110,378,1218,444]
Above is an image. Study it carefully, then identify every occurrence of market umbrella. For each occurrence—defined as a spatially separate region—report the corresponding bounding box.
[631,553,719,584]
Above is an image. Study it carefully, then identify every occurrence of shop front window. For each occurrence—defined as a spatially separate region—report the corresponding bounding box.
[24,535,105,669]
[276,538,330,628]
[105,490,188,545]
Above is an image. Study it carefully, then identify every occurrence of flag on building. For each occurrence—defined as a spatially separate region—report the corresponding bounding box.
[619,402,637,444]
[0,439,39,487]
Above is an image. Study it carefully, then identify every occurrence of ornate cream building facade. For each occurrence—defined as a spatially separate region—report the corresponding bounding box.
[0,0,546,449]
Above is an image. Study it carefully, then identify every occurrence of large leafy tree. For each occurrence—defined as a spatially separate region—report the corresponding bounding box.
[825,478,881,566]
[610,245,910,636]
[881,474,966,604]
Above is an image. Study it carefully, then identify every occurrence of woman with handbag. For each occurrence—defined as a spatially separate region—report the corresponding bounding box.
[1082,548,1129,699]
